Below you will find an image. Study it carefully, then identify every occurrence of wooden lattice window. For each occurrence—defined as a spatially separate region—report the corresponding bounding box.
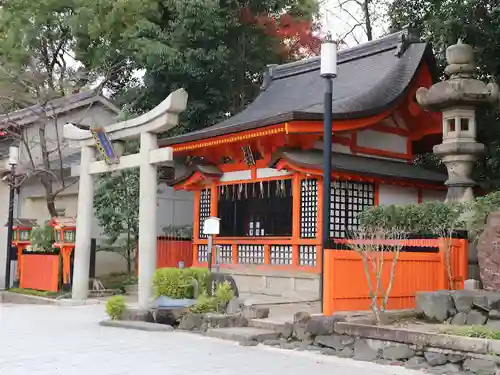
[197,244,208,263]
[300,178,318,238]
[299,245,316,266]
[237,244,264,264]
[270,245,292,265]
[198,188,211,239]
[329,181,374,238]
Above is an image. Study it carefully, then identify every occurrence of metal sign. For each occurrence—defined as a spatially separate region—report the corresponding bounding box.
[90,126,119,165]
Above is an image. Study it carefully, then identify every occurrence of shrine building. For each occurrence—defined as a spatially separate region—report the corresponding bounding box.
[161,30,447,299]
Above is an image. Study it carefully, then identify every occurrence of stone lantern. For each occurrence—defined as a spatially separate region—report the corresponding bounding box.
[416,40,499,203]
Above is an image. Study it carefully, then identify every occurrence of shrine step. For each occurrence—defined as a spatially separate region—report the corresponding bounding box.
[204,327,279,343]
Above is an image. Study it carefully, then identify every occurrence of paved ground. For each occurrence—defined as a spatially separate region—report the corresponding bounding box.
[0,303,425,375]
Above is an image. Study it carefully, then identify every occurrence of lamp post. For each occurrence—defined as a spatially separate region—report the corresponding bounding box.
[4,145,18,290]
[320,35,337,314]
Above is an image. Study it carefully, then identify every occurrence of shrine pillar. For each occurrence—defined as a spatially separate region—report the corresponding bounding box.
[72,145,95,300]
[416,39,499,203]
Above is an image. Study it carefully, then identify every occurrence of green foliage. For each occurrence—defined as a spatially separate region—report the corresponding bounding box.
[9,288,59,297]
[442,325,500,340]
[359,201,469,236]
[94,141,140,273]
[29,224,54,252]
[125,0,320,135]
[189,292,218,313]
[181,267,210,295]
[214,281,234,306]
[188,281,235,313]
[359,191,500,240]
[153,267,208,299]
[163,224,193,239]
[105,295,127,320]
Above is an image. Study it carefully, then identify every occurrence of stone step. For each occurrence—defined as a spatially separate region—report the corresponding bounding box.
[249,318,287,331]
[204,327,279,342]
[125,284,138,296]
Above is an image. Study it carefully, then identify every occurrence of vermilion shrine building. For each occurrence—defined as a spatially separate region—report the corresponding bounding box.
[162,30,447,299]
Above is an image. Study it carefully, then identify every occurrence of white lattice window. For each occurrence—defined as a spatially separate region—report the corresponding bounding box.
[197,245,208,263]
[237,245,264,264]
[218,244,233,264]
[198,189,211,239]
[329,181,374,238]
[299,245,316,266]
[270,245,292,265]
[300,179,318,238]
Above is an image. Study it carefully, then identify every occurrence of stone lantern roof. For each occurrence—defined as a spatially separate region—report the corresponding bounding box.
[416,40,499,110]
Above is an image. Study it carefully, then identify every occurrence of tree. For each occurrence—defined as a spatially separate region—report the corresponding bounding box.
[388,0,500,191]
[0,0,168,216]
[346,227,407,324]
[123,0,320,135]
[93,142,140,274]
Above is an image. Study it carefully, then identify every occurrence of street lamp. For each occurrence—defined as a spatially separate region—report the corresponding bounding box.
[320,35,337,314]
[4,145,18,289]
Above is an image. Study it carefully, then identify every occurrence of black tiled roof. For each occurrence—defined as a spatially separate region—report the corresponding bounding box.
[162,30,433,146]
[274,149,446,183]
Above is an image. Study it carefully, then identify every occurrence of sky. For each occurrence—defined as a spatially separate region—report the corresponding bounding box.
[320,0,389,47]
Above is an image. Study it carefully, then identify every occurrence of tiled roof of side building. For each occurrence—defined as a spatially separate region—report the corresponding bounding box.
[161,29,434,146]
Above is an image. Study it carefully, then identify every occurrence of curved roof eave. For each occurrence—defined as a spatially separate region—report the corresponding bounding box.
[161,31,435,148]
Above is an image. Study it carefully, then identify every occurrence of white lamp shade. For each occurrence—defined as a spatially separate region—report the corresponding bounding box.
[320,40,338,77]
[8,146,19,166]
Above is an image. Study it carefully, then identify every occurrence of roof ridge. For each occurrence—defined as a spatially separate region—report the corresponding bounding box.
[269,29,421,81]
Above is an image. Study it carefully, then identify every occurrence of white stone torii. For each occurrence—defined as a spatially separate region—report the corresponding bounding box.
[64,89,188,309]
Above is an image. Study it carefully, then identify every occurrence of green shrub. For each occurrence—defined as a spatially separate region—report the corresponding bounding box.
[182,267,209,294]
[214,281,234,306]
[189,292,217,313]
[106,295,126,320]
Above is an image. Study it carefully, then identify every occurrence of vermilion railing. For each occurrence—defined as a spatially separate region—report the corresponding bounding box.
[137,237,194,272]
[323,238,468,315]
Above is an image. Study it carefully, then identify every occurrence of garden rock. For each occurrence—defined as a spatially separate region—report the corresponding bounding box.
[428,363,461,375]
[416,291,453,322]
[293,312,311,324]
[381,344,414,361]
[466,309,487,325]
[463,358,498,375]
[354,340,380,361]
[320,348,336,356]
[178,313,203,330]
[452,290,475,313]
[294,323,310,341]
[450,312,467,325]
[239,340,258,347]
[242,306,269,319]
[405,356,429,370]
[424,352,448,366]
[489,309,500,320]
[262,339,282,347]
[315,334,352,351]
[305,316,335,336]
[337,347,354,358]
[226,298,243,314]
[280,322,293,339]
[486,319,500,330]
[446,354,464,363]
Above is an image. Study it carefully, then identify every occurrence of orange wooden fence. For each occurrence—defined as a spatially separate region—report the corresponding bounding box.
[157,238,193,268]
[137,238,194,272]
[323,238,468,315]
[19,254,60,292]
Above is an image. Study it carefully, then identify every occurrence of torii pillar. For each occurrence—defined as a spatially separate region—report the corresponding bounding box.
[64,89,188,309]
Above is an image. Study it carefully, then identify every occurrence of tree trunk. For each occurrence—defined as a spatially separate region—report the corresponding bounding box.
[362,0,373,41]
[126,229,132,274]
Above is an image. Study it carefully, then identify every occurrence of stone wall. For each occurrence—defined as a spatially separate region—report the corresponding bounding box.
[416,290,500,328]
[257,312,500,375]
